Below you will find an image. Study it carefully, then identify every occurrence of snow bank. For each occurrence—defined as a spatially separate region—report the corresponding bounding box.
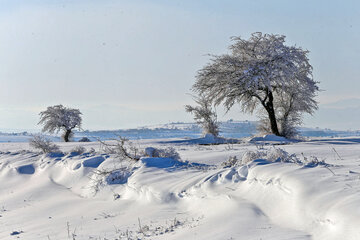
[141,157,185,169]
[249,134,297,144]
[162,133,239,145]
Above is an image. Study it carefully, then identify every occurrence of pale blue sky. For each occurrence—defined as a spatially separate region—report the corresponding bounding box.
[0,0,359,130]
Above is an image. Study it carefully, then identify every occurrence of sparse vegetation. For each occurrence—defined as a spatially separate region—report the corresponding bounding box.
[222,147,329,167]
[69,145,86,155]
[100,137,142,161]
[145,146,180,160]
[29,135,60,153]
[78,137,91,142]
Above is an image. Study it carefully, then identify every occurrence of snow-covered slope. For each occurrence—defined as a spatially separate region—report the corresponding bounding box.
[0,138,359,239]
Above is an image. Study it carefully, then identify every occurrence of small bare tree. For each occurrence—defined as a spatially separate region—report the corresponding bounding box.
[185,96,219,137]
[38,105,82,142]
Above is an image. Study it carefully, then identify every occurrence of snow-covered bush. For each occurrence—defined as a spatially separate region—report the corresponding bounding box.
[29,135,60,153]
[89,147,96,154]
[145,147,180,160]
[241,150,267,165]
[78,137,91,142]
[222,156,240,168]
[192,32,319,138]
[266,147,300,163]
[222,147,302,167]
[70,145,86,155]
[38,104,82,142]
[301,154,327,167]
[100,137,142,161]
[222,151,266,167]
[105,168,132,184]
[185,95,219,137]
[90,167,133,194]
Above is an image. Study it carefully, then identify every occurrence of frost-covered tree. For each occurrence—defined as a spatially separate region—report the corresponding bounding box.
[193,32,319,137]
[38,105,82,142]
[185,96,219,137]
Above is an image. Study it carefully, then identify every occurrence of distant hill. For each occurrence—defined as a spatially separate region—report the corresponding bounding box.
[76,121,360,141]
[76,120,257,141]
[1,120,360,142]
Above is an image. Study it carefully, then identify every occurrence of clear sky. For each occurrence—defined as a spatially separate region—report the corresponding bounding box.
[1,0,360,131]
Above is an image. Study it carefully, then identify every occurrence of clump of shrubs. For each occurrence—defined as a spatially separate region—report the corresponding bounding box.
[100,137,142,161]
[222,156,240,168]
[145,147,180,160]
[69,145,86,155]
[105,168,132,184]
[78,137,91,142]
[222,147,319,168]
[29,135,60,153]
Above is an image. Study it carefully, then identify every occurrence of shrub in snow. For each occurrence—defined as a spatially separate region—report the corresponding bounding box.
[29,135,60,153]
[145,147,180,160]
[38,104,82,142]
[301,154,327,167]
[222,151,266,167]
[105,168,132,184]
[69,145,86,155]
[91,167,133,194]
[145,147,158,157]
[192,32,319,138]
[266,147,300,164]
[78,137,91,142]
[222,156,240,168]
[185,95,219,137]
[241,150,266,165]
[100,137,141,161]
[222,147,302,167]
[158,147,181,160]
[89,147,96,154]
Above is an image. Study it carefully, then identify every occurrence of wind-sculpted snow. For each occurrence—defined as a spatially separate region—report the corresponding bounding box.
[0,140,360,239]
[16,164,35,174]
[82,156,105,168]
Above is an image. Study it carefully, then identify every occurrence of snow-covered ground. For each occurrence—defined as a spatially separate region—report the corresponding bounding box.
[1,136,360,239]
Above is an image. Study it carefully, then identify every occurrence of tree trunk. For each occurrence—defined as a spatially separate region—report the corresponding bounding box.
[64,129,71,142]
[266,107,280,136]
[264,91,281,136]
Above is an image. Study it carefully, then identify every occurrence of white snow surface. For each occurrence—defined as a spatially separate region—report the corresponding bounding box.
[0,137,360,239]
[248,134,298,144]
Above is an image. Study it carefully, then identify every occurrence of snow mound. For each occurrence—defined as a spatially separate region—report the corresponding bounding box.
[249,134,296,144]
[201,165,249,185]
[141,157,186,169]
[105,168,132,185]
[17,164,35,174]
[162,133,239,145]
[82,156,105,168]
[1,139,360,240]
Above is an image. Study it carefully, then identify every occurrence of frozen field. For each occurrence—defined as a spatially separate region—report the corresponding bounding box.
[0,136,360,240]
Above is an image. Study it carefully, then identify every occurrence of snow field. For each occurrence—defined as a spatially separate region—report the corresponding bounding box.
[0,137,359,239]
